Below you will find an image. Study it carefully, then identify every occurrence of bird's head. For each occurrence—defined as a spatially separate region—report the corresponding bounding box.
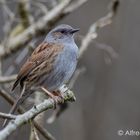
[45,24,79,43]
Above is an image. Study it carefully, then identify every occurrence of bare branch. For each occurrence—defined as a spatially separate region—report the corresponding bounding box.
[0,88,56,140]
[0,60,2,76]
[30,91,46,140]
[18,0,32,27]
[30,120,40,140]
[0,0,87,58]
[0,86,75,140]
[79,0,119,59]
[0,74,17,83]
[0,112,16,120]
[31,1,48,15]
[64,0,87,13]
[1,0,15,44]
[94,41,118,64]
[34,122,56,140]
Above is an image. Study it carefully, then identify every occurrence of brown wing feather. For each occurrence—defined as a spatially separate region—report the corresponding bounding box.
[12,42,63,91]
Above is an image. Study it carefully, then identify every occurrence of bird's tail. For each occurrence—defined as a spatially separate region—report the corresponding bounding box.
[3,86,34,127]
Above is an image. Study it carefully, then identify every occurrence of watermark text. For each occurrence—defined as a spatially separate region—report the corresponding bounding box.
[118,129,140,136]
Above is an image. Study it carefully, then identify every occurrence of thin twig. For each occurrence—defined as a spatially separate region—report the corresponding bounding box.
[30,91,46,140]
[18,0,32,27]
[0,112,16,120]
[1,0,15,45]
[79,0,119,59]
[30,120,40,140]
[0,87,75,140]
[0,74,17,83]
[0,88,56,140]
[0,60,2,76]
[31,1,48,15]
[0,0,87,58]
[64,0,87,13]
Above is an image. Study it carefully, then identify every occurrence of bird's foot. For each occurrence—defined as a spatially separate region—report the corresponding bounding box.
[51,91,64,109]
[41,87,64,109]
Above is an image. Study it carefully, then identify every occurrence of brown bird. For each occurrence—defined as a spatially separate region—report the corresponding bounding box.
[3,24,79,126]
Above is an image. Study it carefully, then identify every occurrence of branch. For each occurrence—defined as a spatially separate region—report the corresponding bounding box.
[64,0,87,13]
[31,1,48,15]
[0,0,87,58]
[0,59,2,76]
[0,74,17,83]
[0,86,76,140]
[1,0,15,44]
[0,88,56,140]
[0,112,16,120]
[9,0,33,38]
[30,121,40,140]
[30,91,46,140]
[79,0,119,59]
[18,0,32,27]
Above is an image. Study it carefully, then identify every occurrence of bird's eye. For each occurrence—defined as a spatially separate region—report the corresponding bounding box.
[60,30,66,34]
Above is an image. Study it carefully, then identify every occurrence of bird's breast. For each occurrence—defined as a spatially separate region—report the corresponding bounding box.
[41,43,78,91]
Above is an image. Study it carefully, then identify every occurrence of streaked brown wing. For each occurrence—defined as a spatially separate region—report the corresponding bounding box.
[12,42,63,90]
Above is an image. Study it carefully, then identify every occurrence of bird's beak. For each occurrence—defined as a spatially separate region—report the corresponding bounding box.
[71,28,80,34]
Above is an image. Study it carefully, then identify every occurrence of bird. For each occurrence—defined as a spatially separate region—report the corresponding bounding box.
[3,24,79,126]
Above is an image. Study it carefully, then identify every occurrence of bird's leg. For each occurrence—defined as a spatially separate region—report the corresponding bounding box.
[41,87,64,109]
[52,90,64,103]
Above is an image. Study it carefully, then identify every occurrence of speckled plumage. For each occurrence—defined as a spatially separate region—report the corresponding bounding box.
[12,24,79,91]
[3,24,79,126]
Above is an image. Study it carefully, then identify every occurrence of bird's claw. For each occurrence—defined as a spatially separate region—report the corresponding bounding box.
[51,95,64,109]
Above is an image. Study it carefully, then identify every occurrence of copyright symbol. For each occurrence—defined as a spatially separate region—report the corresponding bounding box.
[118,130,123,136]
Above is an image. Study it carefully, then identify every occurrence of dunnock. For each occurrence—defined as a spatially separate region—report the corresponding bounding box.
[3,24,79,126]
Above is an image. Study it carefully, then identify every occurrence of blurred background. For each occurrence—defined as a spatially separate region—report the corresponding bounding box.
[0,0,140,140]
